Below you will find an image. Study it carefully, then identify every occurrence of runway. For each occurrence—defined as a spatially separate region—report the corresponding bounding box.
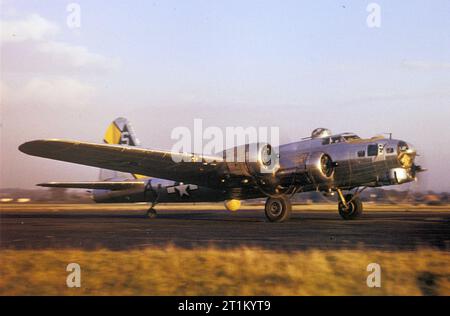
[1,204,449,251]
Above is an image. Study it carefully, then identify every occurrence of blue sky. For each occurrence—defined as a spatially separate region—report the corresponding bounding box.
[1,0,450,191]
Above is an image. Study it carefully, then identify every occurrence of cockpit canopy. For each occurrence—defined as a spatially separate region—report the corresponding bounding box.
[311,128,332,139]
[321,133,361,145]
[309,128,363,145]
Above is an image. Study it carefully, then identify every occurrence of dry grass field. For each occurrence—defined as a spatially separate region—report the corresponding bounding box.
[1,247,449,296]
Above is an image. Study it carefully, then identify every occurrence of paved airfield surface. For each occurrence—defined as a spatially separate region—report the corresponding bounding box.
[1,203,449,251]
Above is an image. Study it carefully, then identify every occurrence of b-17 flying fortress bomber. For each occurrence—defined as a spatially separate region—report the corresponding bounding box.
[19,118,425,222]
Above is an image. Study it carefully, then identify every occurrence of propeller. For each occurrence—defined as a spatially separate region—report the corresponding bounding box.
[383,149,427,204]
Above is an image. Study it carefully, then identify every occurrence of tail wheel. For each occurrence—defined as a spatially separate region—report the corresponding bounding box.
[338,194,363,220]
[265,197,292,222]
[146,208,157,219]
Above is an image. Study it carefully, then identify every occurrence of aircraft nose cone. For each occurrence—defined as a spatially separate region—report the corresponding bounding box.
[398,140,416,154]
[397,140,417,170]
[406,142,416,155]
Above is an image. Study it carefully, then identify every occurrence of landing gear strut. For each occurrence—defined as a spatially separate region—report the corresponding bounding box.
[145,182,159,219]
[265,196,292,222]
[337,189,363,220]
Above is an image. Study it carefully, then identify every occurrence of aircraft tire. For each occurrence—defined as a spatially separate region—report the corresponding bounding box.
[265,197,292,222]
[338,194,363,220]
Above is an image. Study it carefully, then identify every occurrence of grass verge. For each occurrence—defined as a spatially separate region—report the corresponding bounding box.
[1,247,449,295]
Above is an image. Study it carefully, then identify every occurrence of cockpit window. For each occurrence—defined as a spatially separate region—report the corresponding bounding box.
[330,136,344,144]
[343,135,361,141]
[322,134,361,145]
[367,144,378,157]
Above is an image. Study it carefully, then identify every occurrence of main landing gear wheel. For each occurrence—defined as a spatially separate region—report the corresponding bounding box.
[338,194,363,220]
[146,208,157,219]
[265,197,292,222]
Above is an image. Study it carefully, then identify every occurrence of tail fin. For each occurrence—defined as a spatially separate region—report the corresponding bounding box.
[103,117,140,146]
[100,118,145,180]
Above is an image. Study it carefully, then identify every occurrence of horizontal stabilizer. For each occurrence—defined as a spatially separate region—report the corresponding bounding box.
[37,181,146,191]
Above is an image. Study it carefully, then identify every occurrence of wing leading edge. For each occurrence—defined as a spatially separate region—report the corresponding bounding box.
[37,181,146,191]
[19,139,224,188]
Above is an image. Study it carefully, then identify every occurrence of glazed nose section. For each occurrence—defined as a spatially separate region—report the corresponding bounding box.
[397,141,416,169]
[384,140,425,185]
[398,141,416,155]
[397,140,426,180]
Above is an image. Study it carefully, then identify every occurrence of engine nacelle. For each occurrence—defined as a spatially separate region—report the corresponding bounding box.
[247,143,280,175]
[224,143,280,177]
[379,167,415,185]
[297,152,335,186]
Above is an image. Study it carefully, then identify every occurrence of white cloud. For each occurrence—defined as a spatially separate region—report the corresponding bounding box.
[2,77,95,108]
[0,13,59,43]
[1,13,120,73]
[37,41,120,71]
[402,60,450,70]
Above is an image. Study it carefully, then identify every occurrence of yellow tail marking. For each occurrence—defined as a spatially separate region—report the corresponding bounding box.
[103,122,121,144]
[132,174,148,179]
[104,120,147,179]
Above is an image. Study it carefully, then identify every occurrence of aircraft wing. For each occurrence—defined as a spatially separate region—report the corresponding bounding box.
[19,139,224,188]
[37,181,146,191]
